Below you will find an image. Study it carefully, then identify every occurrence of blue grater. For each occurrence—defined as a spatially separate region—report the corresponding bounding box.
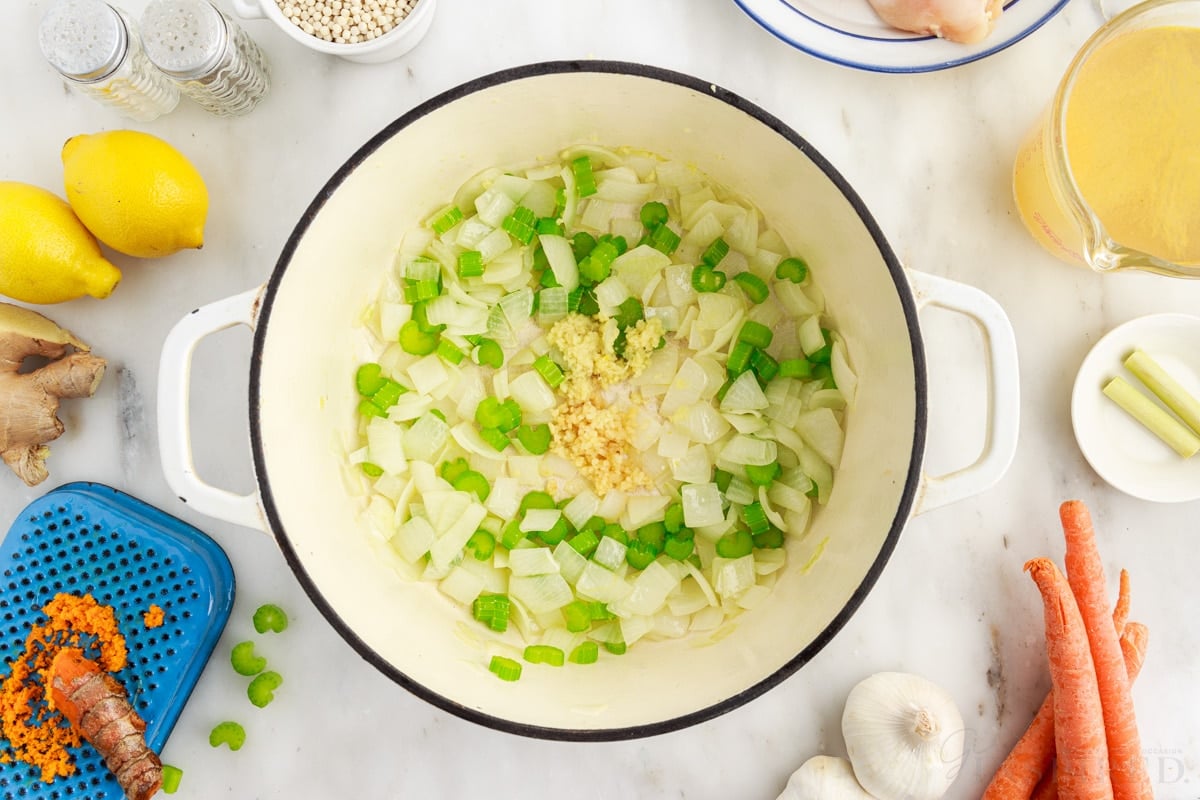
[0,482,235,799]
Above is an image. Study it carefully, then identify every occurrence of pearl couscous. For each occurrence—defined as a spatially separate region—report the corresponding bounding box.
[274,0,419,45]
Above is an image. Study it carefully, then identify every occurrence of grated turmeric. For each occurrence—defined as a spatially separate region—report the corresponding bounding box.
[142,605,164,629]
[0,592,127,782]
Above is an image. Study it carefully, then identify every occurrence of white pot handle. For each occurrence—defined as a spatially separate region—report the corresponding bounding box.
[157,287,268,531]
[907,270,1020,515]
[229,0,267,19]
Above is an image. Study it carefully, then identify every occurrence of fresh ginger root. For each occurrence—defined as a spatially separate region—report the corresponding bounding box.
[0,302,106,485]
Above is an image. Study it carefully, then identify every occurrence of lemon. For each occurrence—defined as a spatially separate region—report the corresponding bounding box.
[0,182,122,304]
[62,130,209,258]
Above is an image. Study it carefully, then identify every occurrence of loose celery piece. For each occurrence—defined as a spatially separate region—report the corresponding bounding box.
[1102,376,1200,457]
[1125,349,1200,435]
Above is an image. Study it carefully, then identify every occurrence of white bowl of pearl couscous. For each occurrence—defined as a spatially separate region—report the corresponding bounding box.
[230,0,436,63]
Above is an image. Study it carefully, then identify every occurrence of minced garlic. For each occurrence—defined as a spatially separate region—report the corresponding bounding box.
[546,313,665,403]
[551,398,651,495]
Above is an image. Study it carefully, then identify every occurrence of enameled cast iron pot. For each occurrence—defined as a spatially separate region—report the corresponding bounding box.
[158,62,1020,740]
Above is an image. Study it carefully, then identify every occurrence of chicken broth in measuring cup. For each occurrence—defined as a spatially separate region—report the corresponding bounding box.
[1013,0,1200,276]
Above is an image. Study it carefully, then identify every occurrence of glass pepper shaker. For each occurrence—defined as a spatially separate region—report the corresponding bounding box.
[39,0,180,122]
[140,0,271,117]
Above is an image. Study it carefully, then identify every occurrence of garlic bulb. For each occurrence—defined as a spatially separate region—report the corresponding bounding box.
[777,755,878,800]
[841,672,964,800]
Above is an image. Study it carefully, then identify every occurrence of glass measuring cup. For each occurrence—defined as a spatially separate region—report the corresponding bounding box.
[1013,0,1200,276]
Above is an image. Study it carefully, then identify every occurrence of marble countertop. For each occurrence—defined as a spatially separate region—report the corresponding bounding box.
[2,1,1198,797]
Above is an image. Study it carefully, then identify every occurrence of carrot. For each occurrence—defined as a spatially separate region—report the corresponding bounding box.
[1060,501,1153,800]
[1112,570,1131,633]
[982,621,1148,800]
[1032,768,1059,800]
[47,648,162,800]
[1026,558,1111,800]
[981,571,1137,800]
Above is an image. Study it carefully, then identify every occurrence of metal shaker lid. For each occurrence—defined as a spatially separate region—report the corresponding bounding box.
[141,0,226,78]
[39,0,127,82]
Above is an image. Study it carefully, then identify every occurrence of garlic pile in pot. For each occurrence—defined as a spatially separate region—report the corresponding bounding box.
[841,672,965,800]
[776,755,877,800]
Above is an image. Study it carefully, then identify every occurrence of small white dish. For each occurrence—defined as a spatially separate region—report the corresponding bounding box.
[231,0,436,63]
[731,0,1069,73]
[1071,313,1200,503]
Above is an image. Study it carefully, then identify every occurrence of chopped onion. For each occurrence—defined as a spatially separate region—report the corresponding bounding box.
[508,371,556,414]
[622,494,671,529]
[509,573,574,613]
[661,358,711,416]
[366,417,407,475]
[429,502,487,569]
[724,475,755,505]
[508,547,560,577]
[486,476,521,518]
[768,482,812,513]
[538,234,579,292]
[720,370,769,413]
[611,245,670,298]
[379,301,411,342]
[402,412,450,462]
[486,305,516,348]
[449,422,506,461]
[613,561,679,617]
[671,444,712,484]
[562,491,600,531]
[633,346,679,387]
[406,354,449,396]
[439,566,485,605]
[391,516,435,563]
[664,263,697,308]
[629,406,663,452]
[552,541,589,584]
[656,425,691,459]
[594,275,631,316]
[477,227,513,264]
[673,402,731,444]
[475,187,517,227]
[538,286,568,325]
[499,288,534,330]
[592,535,627,571]
[682,482,724,528]
[595,490,627,521]
[695,293,742,331]
[579,197,617,232]
[681,210,723,249]
[520,508,563,533]
[575,562,632,604]
[667,577,712,617]
[754,549,787,575]
[719,434,777,466]
[831,335,858,408]
[735,584,771,610]
[722,412,769,435]
[796,408,845,468]
[799,314,826,356]
[712,554,755,600]
[455,217,492,250]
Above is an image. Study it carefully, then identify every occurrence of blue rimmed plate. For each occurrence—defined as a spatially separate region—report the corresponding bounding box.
[732,0,1070,72]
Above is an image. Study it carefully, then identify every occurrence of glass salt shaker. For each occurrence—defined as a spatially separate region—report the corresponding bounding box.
[140,0,270,117]
[39,0,180,122]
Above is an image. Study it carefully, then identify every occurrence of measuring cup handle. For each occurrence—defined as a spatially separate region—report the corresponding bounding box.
[908,270,1021,514]
[157,288,268,531]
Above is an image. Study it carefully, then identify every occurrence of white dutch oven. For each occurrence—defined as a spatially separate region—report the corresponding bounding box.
[158,63,1019,739]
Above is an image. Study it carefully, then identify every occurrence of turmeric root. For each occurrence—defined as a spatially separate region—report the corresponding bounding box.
[47,648,162,800]
[0,302,106,485]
